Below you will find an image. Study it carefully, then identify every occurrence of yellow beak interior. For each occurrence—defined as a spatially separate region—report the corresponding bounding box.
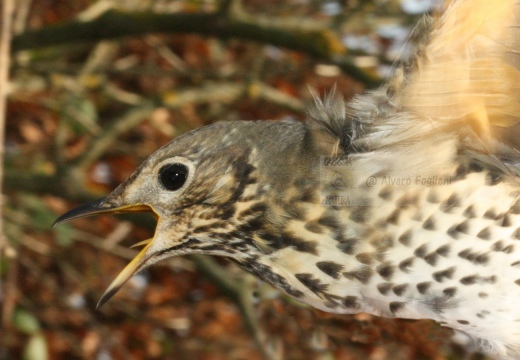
[97,238,154,309]
[53,197,158,309]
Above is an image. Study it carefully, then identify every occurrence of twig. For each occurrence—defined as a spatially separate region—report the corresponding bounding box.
[72,229,137,260]
[20,235,52,256]
[103,222,133,248]
[0,0,13,248]
[4,171,82,199]
[74,81,305,171]
[74,100,157,171]
[12,0,32,34]
[104,83,142,105]
[145,36,188,74]
[219,0,241,15]
[4,81,306,193]
[79,40,120,77]
[249,81,306,113]
[1,254,18,328]
[0,0,15,350]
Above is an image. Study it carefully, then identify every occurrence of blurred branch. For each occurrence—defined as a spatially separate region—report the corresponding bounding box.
[5,80,304,194]
[11,11,336,56]
[11,9,380,87]
[218,0,239,14]
[74,101,156,171]
[0,0,14,243]
[4,171,97,202]
[247,82,305,112]
[12,0,32,34]
[74,81,305,171]
[0,0,15,347]
[161,81,305,113]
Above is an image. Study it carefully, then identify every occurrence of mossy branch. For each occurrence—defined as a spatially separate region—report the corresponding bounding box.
[12,9,380,87]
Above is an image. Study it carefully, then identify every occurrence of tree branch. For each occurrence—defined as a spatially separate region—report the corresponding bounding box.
[12,9,380,87]
[12,11,335,57]
[1,0,16,346]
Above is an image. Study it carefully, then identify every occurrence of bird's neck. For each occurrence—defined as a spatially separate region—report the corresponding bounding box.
[238,169,520,335]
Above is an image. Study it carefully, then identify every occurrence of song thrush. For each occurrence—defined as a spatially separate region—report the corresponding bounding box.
[55,0,520,358]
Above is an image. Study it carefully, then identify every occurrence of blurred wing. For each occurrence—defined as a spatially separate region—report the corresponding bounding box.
[399,0,520,140]
[342,0,520,179]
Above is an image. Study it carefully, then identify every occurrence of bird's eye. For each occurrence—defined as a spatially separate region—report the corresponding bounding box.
[158,163,189,191]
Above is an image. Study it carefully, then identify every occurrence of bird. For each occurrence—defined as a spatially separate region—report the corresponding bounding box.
[54,0,520,358]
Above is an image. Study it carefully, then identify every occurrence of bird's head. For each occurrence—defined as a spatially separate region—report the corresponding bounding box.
[54,120,320,308]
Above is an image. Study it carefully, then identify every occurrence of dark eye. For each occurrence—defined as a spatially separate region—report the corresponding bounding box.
[158,163,188,191]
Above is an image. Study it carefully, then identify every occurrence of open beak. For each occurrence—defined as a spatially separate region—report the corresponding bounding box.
[53,197,157,309]
[96,238,154,309]
[53,197,151,226]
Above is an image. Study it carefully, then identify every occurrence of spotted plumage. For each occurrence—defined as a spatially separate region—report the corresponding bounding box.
[53,0,520,358]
